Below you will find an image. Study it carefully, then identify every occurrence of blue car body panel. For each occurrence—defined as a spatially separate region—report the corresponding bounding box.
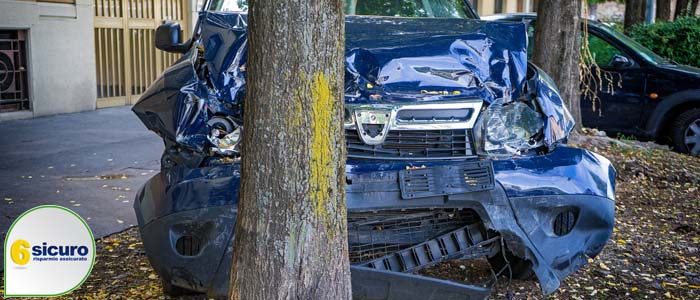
[132,11,615,300]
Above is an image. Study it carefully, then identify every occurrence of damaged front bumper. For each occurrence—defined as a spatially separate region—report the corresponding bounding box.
[134,146,615,299]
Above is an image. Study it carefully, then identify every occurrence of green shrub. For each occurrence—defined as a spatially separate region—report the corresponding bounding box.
[629,17,700,68]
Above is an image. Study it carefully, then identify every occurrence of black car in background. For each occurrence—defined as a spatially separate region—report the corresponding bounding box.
[484,13,700,156]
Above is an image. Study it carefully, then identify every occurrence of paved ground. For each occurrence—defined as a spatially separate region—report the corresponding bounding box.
[0,106,163,259]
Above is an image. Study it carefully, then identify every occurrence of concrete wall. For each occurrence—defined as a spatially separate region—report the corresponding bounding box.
[0,0,96,120]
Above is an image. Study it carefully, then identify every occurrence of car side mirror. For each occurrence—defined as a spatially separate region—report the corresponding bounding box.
[155,22,190,53]
[610,55,633,69]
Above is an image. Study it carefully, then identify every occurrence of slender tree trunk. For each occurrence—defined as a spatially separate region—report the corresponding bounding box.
[675,0,691,17]
[624,0,646,32]
[657,0,672,21]
[532,0,582,131]
[691,0,699,16]
[228,0,351,300]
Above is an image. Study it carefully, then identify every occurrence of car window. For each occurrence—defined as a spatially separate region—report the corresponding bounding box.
[347,0,470,18]
[587,34,627,68]
[208,0,474,19]
[595,23,669,66]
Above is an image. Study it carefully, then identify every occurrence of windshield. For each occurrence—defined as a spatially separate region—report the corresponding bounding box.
[208,0,475,19]
[596,23,670,65]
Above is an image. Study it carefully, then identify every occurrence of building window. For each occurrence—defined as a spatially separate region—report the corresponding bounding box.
[0,30,29,113]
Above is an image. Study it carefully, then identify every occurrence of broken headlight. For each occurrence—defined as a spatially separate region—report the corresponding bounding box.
[474,100,545,158]
[207,116,242,156]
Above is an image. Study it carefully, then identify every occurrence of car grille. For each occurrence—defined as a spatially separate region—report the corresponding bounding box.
[347,209,483,263]
[346,129,476,160]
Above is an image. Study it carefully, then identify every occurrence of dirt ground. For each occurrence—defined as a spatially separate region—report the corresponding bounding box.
[2,136,699,300]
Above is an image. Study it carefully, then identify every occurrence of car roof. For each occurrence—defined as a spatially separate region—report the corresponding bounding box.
[480,13,536,21]
[481,13,608,29]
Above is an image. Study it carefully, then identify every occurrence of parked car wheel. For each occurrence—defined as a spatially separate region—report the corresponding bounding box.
[671,108,700,156]
[487,250,535,280]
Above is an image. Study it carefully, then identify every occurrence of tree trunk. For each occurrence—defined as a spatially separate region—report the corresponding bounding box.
[657,0,672,21]
[532,0,582,131]
[675,0,691,17]
[691,0,699,16]
[624,0,646,32]
[228,0,351,300]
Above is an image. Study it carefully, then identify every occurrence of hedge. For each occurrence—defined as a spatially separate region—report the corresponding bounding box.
[629,17,700,68]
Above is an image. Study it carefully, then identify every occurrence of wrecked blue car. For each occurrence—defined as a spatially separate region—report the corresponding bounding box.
[132,0,616,299]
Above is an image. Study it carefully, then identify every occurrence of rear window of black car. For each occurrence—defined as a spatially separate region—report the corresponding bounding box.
[209,0,475,19]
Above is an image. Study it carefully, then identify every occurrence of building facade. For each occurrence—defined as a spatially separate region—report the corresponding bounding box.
[0,0,196,121]
[471,0,537,17]
[0,0,96,121]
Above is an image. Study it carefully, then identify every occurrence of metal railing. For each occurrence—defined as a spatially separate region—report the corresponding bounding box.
[94,0,188,107]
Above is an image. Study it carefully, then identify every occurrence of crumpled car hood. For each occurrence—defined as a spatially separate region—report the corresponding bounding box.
[344,16,528,104]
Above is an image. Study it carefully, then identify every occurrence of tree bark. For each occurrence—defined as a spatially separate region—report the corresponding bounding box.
[675,0,691,18]
[532,0,582,131]
[624,0,646,32]
[228,0,351,300]
[657,0,672,21]
[691,0,699,16]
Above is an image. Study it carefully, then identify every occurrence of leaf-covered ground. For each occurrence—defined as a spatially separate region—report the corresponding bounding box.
[2,136,699,299]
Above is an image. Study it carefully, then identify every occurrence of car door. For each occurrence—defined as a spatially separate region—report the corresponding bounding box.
[580,31,647,135]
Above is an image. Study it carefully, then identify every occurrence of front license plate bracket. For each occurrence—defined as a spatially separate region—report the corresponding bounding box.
[399,161,495,199]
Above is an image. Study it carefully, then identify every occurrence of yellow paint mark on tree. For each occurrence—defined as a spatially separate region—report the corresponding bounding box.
[309,71,334,220]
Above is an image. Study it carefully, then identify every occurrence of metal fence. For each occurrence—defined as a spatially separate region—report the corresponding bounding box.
[0,30,29,113]
[94,0,188,108]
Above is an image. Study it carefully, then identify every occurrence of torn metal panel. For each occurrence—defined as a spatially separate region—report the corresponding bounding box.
[526,64,576,146]
[509,194,615,283]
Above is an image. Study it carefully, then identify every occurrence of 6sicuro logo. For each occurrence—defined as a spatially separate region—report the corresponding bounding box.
[4,205,95,297]
[11,239,90,265]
